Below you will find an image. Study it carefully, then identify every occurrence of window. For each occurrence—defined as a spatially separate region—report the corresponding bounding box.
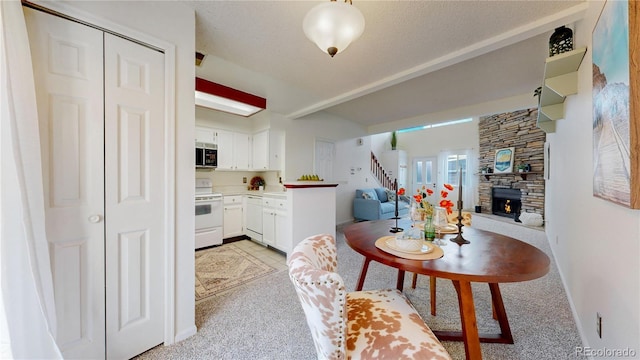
[438,149,477,210]
[397,118,472,133]
[445,154,467,186]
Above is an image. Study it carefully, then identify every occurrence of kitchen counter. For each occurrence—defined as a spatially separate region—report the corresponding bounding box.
[216,190,286,198]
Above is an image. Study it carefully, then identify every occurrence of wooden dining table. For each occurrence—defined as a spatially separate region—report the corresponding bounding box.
[343,218,550,360]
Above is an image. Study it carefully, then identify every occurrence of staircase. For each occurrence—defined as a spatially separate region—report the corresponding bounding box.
[371,151,394,189]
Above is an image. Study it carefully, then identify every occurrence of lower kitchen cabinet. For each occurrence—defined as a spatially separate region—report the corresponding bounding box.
[223,195,244,238]
[262,196,289,252]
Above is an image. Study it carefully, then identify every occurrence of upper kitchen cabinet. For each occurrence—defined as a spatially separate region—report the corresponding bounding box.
[216,130,251,170]
[195,126,216,144]
[252,130,284,171]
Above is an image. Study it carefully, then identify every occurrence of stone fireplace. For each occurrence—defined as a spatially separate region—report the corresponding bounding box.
[478,108,546,220]
[492,187,522,220]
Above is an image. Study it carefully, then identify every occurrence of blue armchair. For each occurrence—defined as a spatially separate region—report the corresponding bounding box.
[353,187,410,221]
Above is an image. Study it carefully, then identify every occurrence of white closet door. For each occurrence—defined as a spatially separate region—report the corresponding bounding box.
[26,8,166,360]
[24,8,106,359]
[103,33,165,359]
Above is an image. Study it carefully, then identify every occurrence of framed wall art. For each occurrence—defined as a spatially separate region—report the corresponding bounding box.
[592,0,640,208]
[493,147,515,173]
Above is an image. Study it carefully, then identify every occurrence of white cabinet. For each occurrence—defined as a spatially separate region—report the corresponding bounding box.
[382,150,408,189]
[216,130,250,170]
[245,195,263,241]
[252,130,284,171]
[195,126,216,144]
[262,196,289,251]
[223,195,244,238]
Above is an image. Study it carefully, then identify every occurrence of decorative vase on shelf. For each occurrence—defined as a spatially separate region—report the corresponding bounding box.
[549,26,573,57]
[424,215,435,242]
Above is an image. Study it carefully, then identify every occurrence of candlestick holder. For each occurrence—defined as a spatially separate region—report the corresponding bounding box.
[390,178,403,233]
[450,199,470,246]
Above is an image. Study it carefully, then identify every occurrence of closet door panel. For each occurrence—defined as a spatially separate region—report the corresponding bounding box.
[24,8,105,359]
[104,33,165,360]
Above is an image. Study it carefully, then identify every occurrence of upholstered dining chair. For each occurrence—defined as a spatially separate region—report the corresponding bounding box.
[288,234,451,360]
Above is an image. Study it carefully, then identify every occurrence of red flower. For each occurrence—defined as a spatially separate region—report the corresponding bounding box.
[425,189,434,196]
[440,190,449,198]
[440,200,455,214]
[413,194,423,203]
[397,187,406,195]
[443,183,454,191]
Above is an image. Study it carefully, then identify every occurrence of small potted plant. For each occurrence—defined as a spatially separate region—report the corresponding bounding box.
[480,165,490,174]
[517,163,527,173]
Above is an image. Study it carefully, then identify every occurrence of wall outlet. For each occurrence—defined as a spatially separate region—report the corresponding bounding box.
[596,312,602,338]
[243,177,247,184]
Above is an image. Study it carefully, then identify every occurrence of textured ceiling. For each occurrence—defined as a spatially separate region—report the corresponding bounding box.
[182,0,588,132]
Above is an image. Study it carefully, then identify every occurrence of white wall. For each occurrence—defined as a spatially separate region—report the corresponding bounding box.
[546,0,639,353]
[283,111,368,183]
[47,0,197,344]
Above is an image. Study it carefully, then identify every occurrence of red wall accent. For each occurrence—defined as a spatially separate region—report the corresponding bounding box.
[195,77,266,109]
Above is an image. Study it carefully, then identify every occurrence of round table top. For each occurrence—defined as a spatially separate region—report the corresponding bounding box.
[343,218,550,283]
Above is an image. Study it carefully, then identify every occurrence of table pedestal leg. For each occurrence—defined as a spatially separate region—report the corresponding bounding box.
[489,283,513,343]
[396,269,405,291]
[453,280,482,360]
[430,276,437,316]
[355,258,371,291]
[433,281,514,355]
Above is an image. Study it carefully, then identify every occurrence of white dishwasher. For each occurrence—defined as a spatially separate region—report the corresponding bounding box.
[245,195,263,242]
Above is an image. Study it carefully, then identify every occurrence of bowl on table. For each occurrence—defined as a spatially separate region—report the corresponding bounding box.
[394,230,424,252]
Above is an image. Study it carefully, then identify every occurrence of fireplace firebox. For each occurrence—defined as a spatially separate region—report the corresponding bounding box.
[492,188,522,221]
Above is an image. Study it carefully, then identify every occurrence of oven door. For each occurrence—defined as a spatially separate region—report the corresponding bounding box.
[195,197,223,230]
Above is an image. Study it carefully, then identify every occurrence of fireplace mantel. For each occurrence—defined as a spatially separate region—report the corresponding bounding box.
[482,171,544,181]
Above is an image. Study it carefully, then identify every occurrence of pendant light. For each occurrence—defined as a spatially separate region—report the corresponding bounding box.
[303,0,365,57]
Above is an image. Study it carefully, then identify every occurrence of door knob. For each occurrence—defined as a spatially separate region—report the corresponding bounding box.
[88,215,102,223]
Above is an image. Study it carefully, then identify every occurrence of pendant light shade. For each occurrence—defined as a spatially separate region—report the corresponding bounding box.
[303,0,365,57]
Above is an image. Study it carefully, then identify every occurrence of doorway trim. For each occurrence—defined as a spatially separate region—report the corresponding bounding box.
[24,1,178,346]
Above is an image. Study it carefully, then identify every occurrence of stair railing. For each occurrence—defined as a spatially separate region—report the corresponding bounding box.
[371,151,394,189]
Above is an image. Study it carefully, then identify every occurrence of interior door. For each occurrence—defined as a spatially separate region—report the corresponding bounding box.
[314,139,335,181]
[25,8,106,359]
[104,33,165,359]
[26,7,165,359]
[412,157,437,198]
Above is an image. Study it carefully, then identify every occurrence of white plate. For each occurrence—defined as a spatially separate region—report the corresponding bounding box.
[441,224,458,232]
[385,238,434,254]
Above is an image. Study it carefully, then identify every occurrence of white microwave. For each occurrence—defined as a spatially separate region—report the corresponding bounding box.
[196,142,217,168]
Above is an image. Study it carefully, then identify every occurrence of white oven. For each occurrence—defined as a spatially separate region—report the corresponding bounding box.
[195,178,223,249]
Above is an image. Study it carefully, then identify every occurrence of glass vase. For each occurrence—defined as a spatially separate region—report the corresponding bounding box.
[424,215,435,242]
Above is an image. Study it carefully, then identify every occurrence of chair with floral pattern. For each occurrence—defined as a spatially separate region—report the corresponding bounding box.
[288,234,451,360]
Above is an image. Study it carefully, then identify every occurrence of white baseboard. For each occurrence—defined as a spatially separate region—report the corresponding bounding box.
[174,325,197,343]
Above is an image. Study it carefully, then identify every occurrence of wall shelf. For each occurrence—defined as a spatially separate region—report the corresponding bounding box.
[536,47,587,133]
[481,171,543,181]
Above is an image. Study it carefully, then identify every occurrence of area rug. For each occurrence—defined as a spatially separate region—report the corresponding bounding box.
[195,243,276,301]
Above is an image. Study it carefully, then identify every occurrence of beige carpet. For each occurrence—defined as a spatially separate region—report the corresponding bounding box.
[195,243,276,301]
